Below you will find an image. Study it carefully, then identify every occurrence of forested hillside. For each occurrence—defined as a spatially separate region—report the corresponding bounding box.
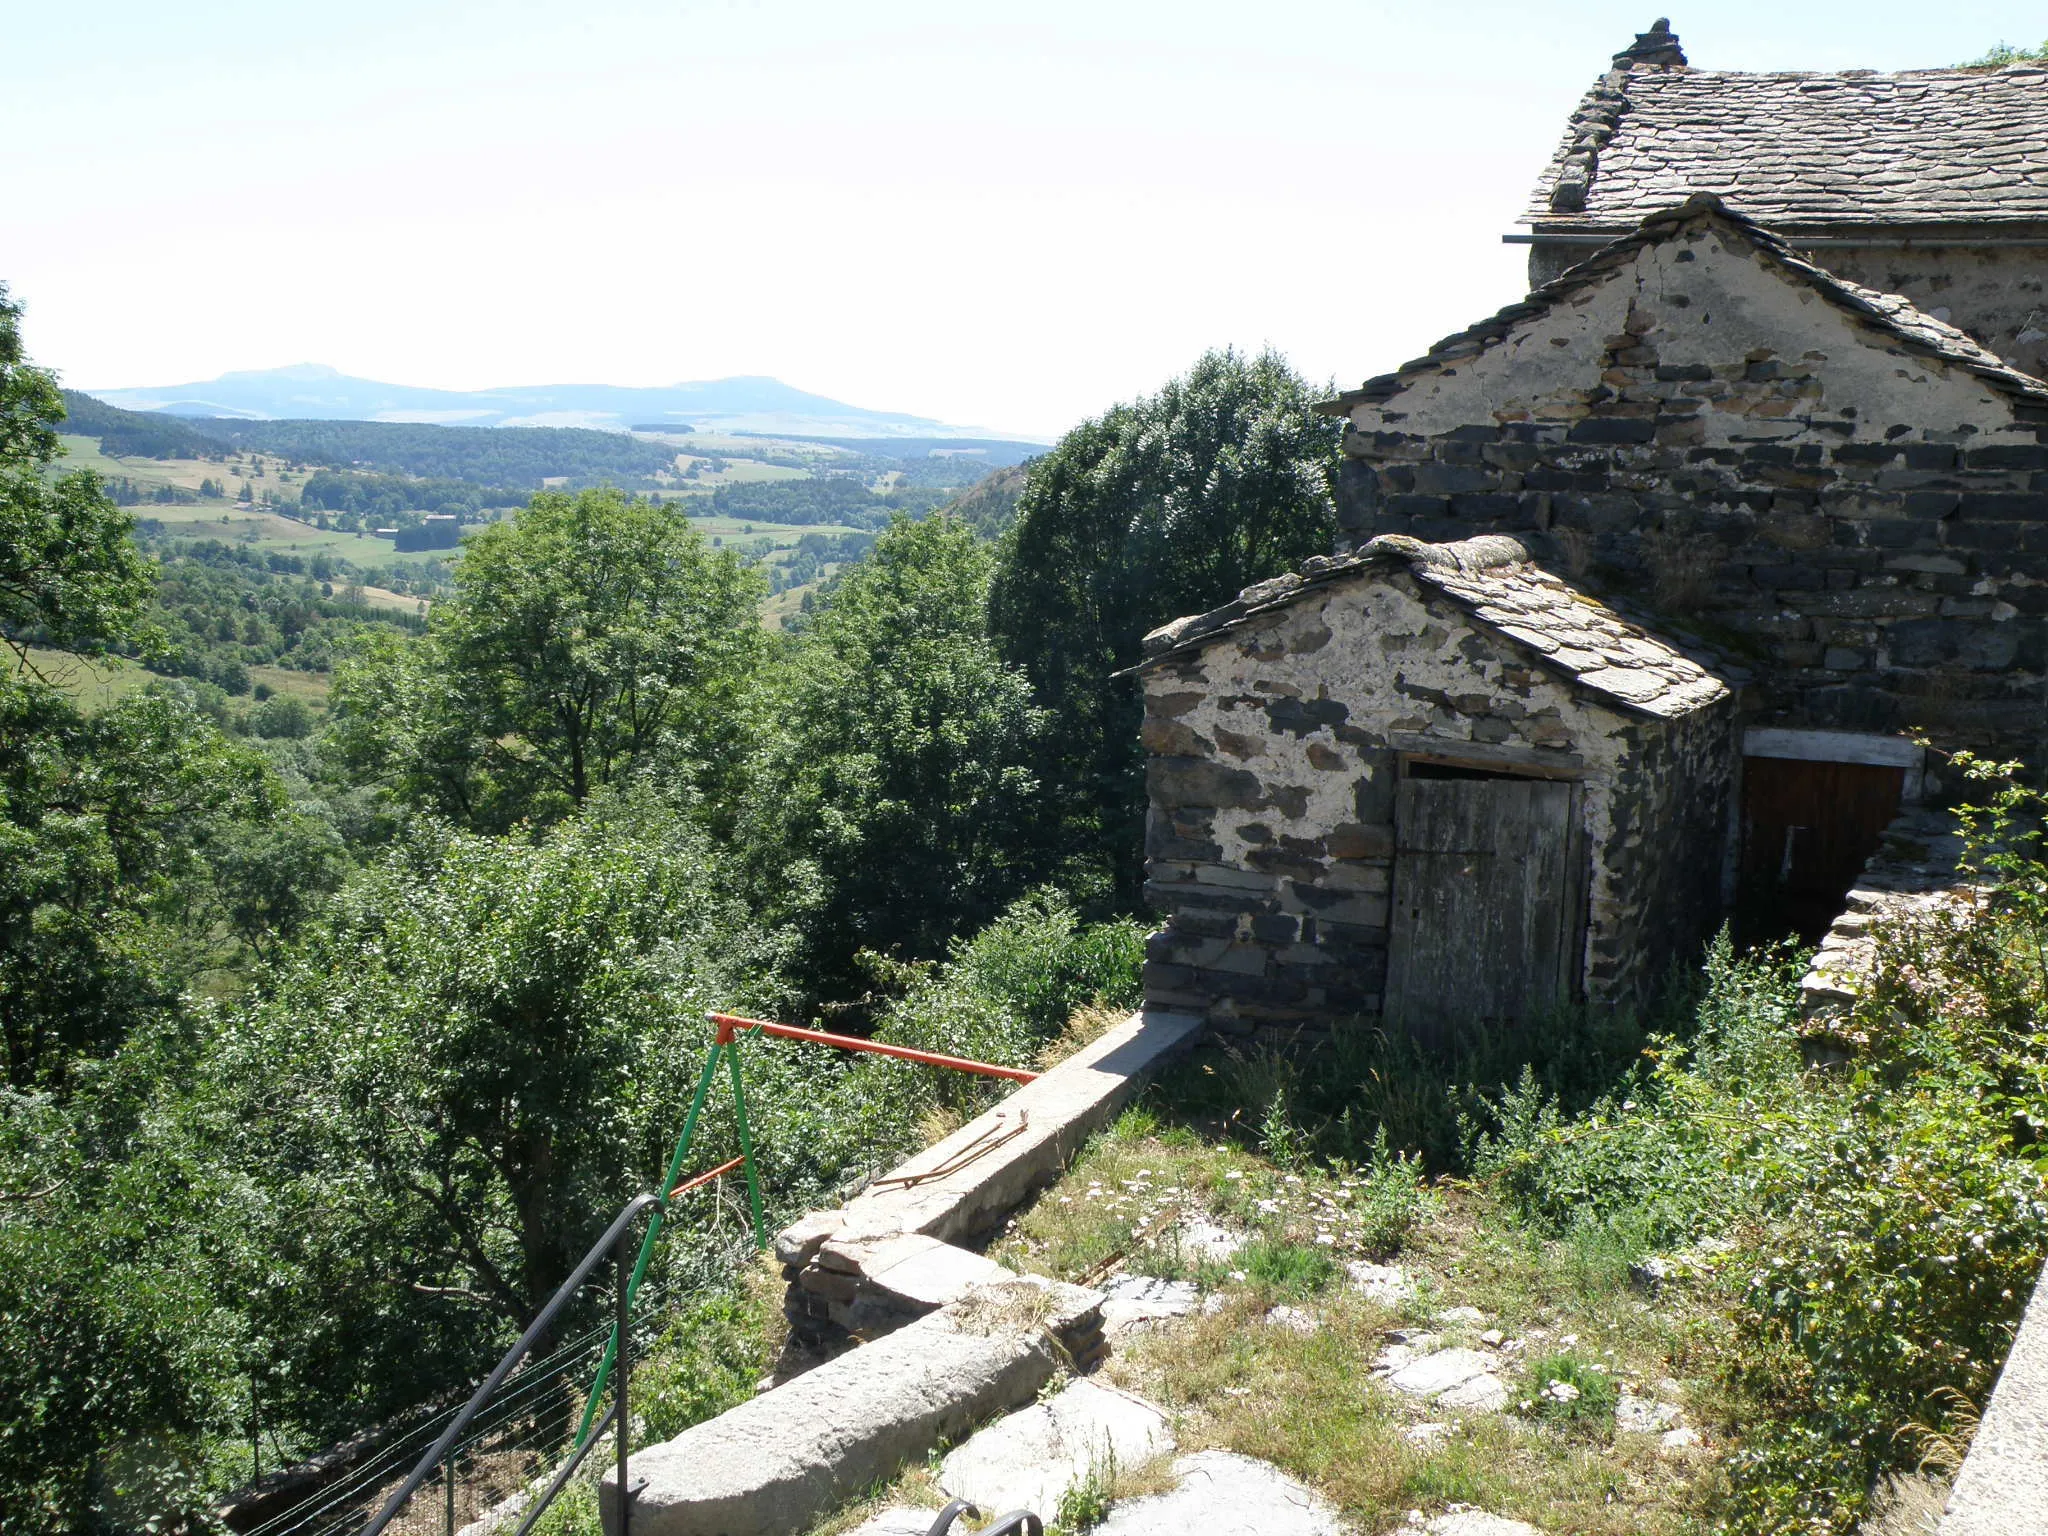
[6,273,1340,1534]
[58,393,685,488]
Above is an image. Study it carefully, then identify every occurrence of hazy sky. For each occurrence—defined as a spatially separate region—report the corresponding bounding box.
[4,2,2036,437]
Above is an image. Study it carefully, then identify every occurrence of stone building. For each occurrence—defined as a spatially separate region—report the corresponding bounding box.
[1137,533,1733,1036]
[1522,20,2048,379]
[1136,25,2048,1039]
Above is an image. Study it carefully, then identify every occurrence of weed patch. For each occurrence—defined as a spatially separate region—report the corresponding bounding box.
[1520,1351,1619,1434]
[1235,1237,1336,1298]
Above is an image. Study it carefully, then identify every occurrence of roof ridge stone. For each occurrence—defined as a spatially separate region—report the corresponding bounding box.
[1128,536,1731,720]
[1526,53,2048,228]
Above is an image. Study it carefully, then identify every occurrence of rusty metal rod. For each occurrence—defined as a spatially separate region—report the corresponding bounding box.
[707,1013,1039,1083]
[665,1155,746,1201]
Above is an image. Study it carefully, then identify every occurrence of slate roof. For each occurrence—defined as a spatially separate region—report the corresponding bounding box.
[1528,26,2048,230]
[1326,193,2048,413]
[1130,534,1731,720]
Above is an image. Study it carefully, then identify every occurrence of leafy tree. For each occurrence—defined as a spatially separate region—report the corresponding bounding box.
[332,488,765,831]
[987,348,1339,907]
[1964,37,2048,66]
[211,794,784,1337]
[752,513,1049,991]
[248,692,315,738]
[1,289,155,667]
[0,683,277,1088]
[0,1081,236,1535]
[0,291,281,1087]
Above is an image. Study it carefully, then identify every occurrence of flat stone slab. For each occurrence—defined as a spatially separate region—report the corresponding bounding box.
[1265,1304,1322,1334]
[940,1378,1173,1516]
[1346,1261,1413,1306]
[1174,1215,1246,1262]
[1383,1349,1508,1412]
[778,1009,1203,1263]
[1095,1451,1344,1535]
[607,1282,1096,1536]
[1100,1276,1199,1337]
[1614,1390,1685,1434]
[1389,1513,1543,1536]
[840,1511,940,1536]
[824,1232,1016,1312]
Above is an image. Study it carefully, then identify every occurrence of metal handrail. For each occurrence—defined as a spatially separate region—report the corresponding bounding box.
[574,1013,1038,1445]
[360,1192,662,1536]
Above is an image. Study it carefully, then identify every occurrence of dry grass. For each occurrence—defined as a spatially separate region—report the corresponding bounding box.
[1034,1003,1126,1072]
[984,1112,1721,1535]
[1855,1473,1951,1536]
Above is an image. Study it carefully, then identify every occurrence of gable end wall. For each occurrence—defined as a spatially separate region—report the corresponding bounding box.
[1344,224,2048,770]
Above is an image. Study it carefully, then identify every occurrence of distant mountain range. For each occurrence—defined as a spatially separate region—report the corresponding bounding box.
[88,364,1038,441]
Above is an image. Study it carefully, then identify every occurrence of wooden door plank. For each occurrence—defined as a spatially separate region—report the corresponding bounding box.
[1384,777,1580,1045]
[1738,756,1905,940]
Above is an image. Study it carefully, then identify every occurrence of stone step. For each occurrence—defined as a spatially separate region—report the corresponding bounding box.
[777,1008,1203,1266]
[604,1280,1099,1536]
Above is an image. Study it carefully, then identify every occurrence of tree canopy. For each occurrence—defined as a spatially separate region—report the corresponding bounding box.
[750,512,1050,991]
[333,488,765,831]
[987,348,1340,904]
[1,292,155,666]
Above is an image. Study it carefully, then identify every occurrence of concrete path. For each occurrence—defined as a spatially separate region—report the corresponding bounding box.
[939,1378,1173,1516]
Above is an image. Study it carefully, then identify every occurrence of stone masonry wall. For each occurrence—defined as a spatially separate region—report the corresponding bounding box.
[1141,570,1730,1038]
[1340,219,2048,772]
[1815,239,2048,387]
[1589,701,1736,1007]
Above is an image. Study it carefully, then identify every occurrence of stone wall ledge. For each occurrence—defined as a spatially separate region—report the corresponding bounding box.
[601,1009,1200,1535]
[1798,806,1983,1045]
[1941,1259,2048,1533]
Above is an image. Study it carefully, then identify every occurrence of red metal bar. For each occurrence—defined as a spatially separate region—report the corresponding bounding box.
[707,1012,1039,1083]
[666,1155,747,1201]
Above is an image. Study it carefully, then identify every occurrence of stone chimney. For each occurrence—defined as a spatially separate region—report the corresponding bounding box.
[1613,17,1686,70]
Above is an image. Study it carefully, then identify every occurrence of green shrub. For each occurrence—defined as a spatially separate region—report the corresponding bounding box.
[1469,757,2048,1534]
[635,1283,779,1444]
[1341,1127,1438,1259]
[872,891,1144,1107]
[1471,932,1807,1254]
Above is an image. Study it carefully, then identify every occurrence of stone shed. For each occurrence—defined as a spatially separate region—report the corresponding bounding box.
[1133,532,1734,1042]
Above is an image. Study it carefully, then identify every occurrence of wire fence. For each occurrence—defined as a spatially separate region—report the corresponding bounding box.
[242,1225,749,1536]
[241,1015,1032,1536]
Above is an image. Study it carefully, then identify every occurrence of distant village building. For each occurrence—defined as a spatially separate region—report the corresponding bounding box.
[1137,22,2048,1040]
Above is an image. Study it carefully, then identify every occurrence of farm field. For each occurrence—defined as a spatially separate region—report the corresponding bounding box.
[59,434,310,499]
[683,514,866,541]
[667,455,812,487]
[140,504,455,566]
[6,646,331,711]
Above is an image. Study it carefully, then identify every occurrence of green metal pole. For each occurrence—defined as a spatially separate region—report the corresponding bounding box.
[725,1033,768,1251]
[575,1040,725,1447]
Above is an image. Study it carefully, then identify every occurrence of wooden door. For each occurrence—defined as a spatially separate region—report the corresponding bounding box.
[1738,756,1905,942]
[1383,776,1586,1047]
